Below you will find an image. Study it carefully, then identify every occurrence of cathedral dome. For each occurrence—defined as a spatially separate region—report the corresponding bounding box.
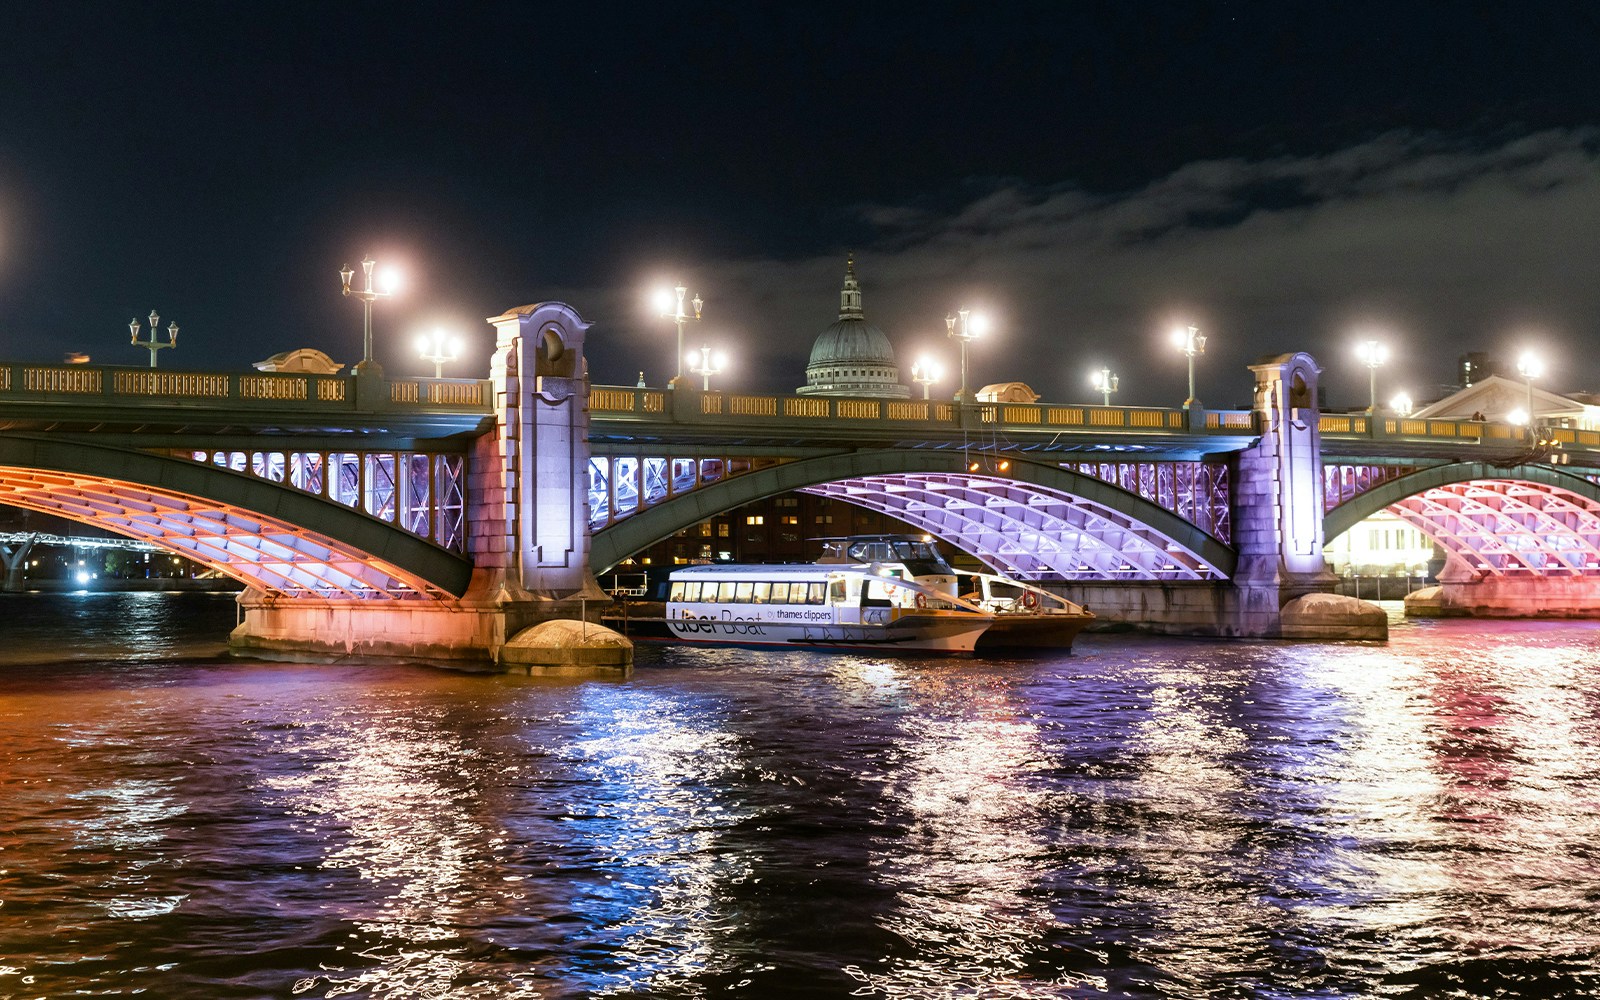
[796,257,910,398]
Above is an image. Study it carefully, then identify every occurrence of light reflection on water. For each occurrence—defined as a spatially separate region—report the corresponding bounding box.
[0,596,1598,997]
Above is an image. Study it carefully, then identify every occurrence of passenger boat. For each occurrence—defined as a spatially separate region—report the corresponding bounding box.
[664,562,994,653]
[816,535,1095,650]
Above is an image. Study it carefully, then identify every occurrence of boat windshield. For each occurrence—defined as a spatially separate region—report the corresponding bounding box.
[818,537,955,575]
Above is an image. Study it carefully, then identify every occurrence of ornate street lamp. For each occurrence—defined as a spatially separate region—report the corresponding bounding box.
[946,308,988,402]
[416,328,461,378]
[340,256,399,373]
[911,357,942,400]
[655,284,703,388]
[1171,325,1206,409]
[1390,392,1413,418]
[688,345,726,391]
[1517,350,1544,440]
[1356,339,1389,415]
[129,309,178,368]
[1091,367,1120,406]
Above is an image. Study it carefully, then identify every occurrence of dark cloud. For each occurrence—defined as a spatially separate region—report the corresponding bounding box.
[576,130,1600,411]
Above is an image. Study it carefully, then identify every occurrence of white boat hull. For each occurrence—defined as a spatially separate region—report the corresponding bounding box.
[665,612,989,653]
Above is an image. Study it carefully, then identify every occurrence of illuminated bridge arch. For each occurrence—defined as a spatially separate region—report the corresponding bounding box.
[1324,462,1600,577]
[0,435,472,599]
[590,449,1235,581]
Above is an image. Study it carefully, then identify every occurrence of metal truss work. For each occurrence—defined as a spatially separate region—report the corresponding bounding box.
[1060,460,1231,544]
[178,449,466,552]
[800,473,1225,581]
[0,467,456,599]
[587,454,791,531]
[1388,479,1600,577]
[1325,463,1418,511]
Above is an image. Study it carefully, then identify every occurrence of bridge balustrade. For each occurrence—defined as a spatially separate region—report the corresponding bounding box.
[586,384,1253,436]
[0,363,491,414]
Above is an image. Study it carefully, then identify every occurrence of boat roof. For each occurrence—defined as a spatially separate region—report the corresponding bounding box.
[670,563,874,578]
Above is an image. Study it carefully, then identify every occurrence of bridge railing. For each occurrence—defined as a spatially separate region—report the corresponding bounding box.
[1320,412,1600,458]
[0,363,492,413]
[588,385,1257,437]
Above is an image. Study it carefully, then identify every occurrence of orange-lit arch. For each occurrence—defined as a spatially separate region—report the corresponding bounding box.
[0,436,472,599]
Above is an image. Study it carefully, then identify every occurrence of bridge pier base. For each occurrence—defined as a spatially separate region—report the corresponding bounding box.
[1405,577,1600,619]
[229,587,631,673]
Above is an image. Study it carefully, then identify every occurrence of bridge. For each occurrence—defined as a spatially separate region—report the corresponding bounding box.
[1,301,1596,665]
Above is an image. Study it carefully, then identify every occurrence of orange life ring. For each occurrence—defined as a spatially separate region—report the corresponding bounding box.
[915,593,928,608]
[1021,591,1040,610]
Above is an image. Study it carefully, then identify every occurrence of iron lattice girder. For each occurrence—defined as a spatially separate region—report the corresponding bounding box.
[0,435,472,599]
[1322,463,1600,576]
[587,449,1236,578]
[180,448,468,554]
[1389,480,1600,576]
[805,473,1222,581]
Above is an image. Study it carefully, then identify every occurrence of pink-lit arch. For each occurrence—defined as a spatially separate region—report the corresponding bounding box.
[1389,480,1600,577]
[1323,463,1600,580]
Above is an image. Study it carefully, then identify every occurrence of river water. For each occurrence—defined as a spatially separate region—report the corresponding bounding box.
[1,592,1598,999]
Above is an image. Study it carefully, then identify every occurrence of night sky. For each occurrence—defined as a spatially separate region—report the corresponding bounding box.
[5,2,1600,409]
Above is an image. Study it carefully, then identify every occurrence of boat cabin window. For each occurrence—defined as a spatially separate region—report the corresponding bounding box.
[807,582,826,604]
[734,581,754,603]
[829,578,847,603]
[770,581,790,603]
[753,582,771,604]
[684,582,701,601]
[716,581,737,602]
[669,582,684,601]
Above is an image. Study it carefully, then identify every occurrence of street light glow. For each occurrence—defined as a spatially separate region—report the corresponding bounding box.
[911,357,942,400]
[1171,324,1206,409]
[1356,338,1389,414]
[416,328,462,377]
[1517,350,1545,381]
[1391,392,1413,417]
[688,345,726,391]
[1091,366,1119,406]
[658,283,704,387]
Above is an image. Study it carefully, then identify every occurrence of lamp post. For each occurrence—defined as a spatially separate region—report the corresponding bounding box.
[1390,392,1413,418]
[416,328,461,378]
[1356,339,1389,415]
[1517,350,1544,440]
[656,284,703,388]
[910,357,942,400]
[128,310,178,368]
[340,256,397,373]
[1091,367,1120,406]
[945,308,988,402]
[688,345,726,391]
[1172,324,1206,409]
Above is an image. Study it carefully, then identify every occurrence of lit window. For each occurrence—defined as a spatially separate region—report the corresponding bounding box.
[746,515,764,525]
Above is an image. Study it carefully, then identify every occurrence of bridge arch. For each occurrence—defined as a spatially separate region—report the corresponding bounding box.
[590,449,1235,581]
[1324,462,1600,578]
[0,435,473,598]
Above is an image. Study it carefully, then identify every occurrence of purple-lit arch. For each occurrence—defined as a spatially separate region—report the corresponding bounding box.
[0,435,472,599]
[801,473,1224,580]
[589,448,1235,580]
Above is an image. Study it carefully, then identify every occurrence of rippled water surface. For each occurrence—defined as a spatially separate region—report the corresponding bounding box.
[2,593,1599,998]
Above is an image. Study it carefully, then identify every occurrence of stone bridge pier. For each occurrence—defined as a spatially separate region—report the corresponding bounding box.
[1059,353,1384,639]
[232,302,629,670]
